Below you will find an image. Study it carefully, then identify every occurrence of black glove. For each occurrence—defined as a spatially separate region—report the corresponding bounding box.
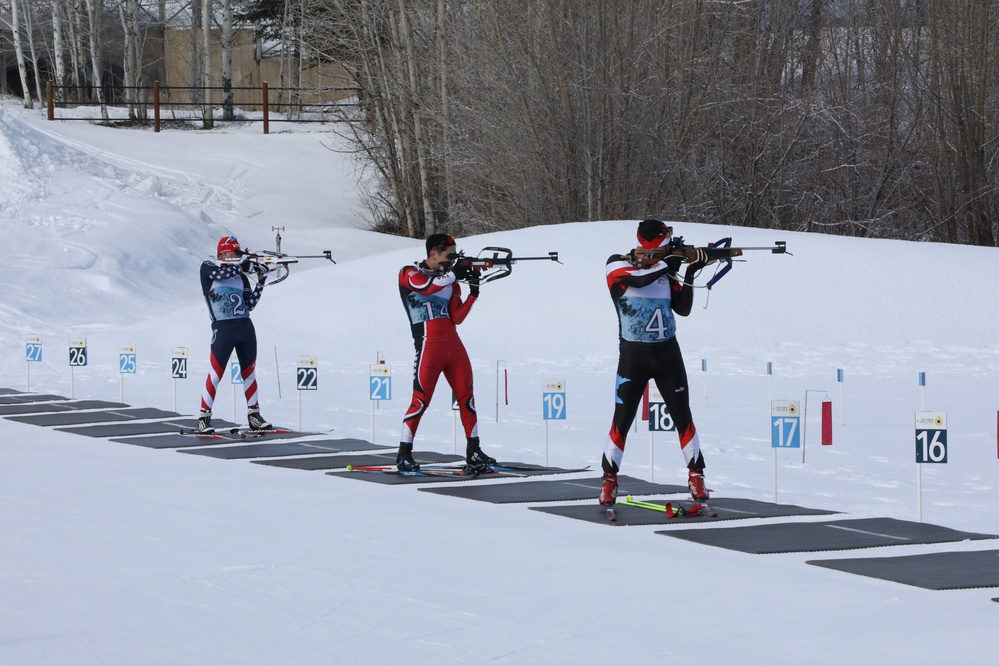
[452,261,472,280]
[253,262,269,276]
[687,248,709,272]
[665,256,683,272]
[467,269,481,297]
[239,258,252,272]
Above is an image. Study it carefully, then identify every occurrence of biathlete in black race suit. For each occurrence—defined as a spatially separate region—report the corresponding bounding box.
[394,233,496,472]
[197,235,273,434]
[599,219,710,507]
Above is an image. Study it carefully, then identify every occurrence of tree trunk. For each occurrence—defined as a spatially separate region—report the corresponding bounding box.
[119,0,140,119]
[398,0,435,234]
[52,0,67,102]
[24,0,44,103]
[222,0,234,120]
[10,0,34,109]
[83,0,108,122]
[202,0,214,128]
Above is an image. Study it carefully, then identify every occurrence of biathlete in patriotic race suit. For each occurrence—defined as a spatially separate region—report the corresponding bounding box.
[394,233,496,472]
[599,219,710,507]
[197,235,273,434]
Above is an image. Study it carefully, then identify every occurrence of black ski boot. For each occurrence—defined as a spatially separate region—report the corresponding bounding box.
[247,407,272,432]
[465,437,496,473]
[396,443,420,472]
[197,410,215,434]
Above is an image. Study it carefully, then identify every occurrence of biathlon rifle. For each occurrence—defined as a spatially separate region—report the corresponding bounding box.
[222,226,335,285]
[633,237,788,289]
[448,246,561,284]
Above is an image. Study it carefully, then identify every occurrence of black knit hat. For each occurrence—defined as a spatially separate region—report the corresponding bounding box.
[637,219,673,249]
[426,233,456,255]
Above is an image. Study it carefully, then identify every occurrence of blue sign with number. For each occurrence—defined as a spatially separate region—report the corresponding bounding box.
[231,361,242,384]
[370,375,391,400]
[771,400,800,448]
[119,353,136,374]
[26,342,42,362]
[542,381,566,420]
[172,357,188,379]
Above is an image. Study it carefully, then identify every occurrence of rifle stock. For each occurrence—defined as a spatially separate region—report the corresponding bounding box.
[222,249,335,285]
[451,246,561,284]
[633,238,787,289]
[634,239,786,264]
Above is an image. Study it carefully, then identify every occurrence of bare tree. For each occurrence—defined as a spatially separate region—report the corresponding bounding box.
[52,0,67,102]
[9,0,34,108]
[221,0,234,120]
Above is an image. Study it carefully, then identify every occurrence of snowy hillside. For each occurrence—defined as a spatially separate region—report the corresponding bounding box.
[1,99,998,665]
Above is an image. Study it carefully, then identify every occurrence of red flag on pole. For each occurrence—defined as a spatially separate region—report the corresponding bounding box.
[821,401,833,445]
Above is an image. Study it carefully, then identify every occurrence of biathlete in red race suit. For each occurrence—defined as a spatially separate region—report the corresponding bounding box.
[394,233,496,472]
[599,220,710,507]
[197,235,272,434]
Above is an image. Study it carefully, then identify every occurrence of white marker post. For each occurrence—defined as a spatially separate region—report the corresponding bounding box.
[701,358,708,399]
[119,344,136,403]
[229,361,243,423]
[369,362,391,444]
[542,380,566,466]
[647,383,675,482]
[837,368,845,425]
[68,338,88,399]
[171,347,188,412]
[25,335,42,391]
[766,361,773,403]
[918,372,926,410]
[914,412,947,523]
[771,400,801,502]
[296,356,318,431]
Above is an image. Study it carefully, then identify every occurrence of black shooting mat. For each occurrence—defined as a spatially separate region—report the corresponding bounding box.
[179,438,385,459]
[330,462,588,486]
[8,407,180,427]
[253,450,461,471]
[530,497,837,527]
[0,393,67,404]
[808,549,999,590]
[107,420,247,448]
[0,400,127,416]
[56,419,196,438]
[420,474,684,503]
[658,517,998,554]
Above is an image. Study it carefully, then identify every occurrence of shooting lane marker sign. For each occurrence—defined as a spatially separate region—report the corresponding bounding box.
[647,383,675,483]
[770,399,800,502]
[542,380,566,466]
[25,334,42,391]
[68,337,88,399]
[171,347,188,412]
[119,344,136,403]
[914,411,947,523]
[297,355,318,431]
[370,362,391,445]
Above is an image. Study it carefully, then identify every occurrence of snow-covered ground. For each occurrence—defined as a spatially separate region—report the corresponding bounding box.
[1,99,997,665]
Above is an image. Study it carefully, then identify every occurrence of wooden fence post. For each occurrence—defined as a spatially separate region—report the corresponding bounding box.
[153,81,161,133]
[262,82,269,135]
[47,81,54,120]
